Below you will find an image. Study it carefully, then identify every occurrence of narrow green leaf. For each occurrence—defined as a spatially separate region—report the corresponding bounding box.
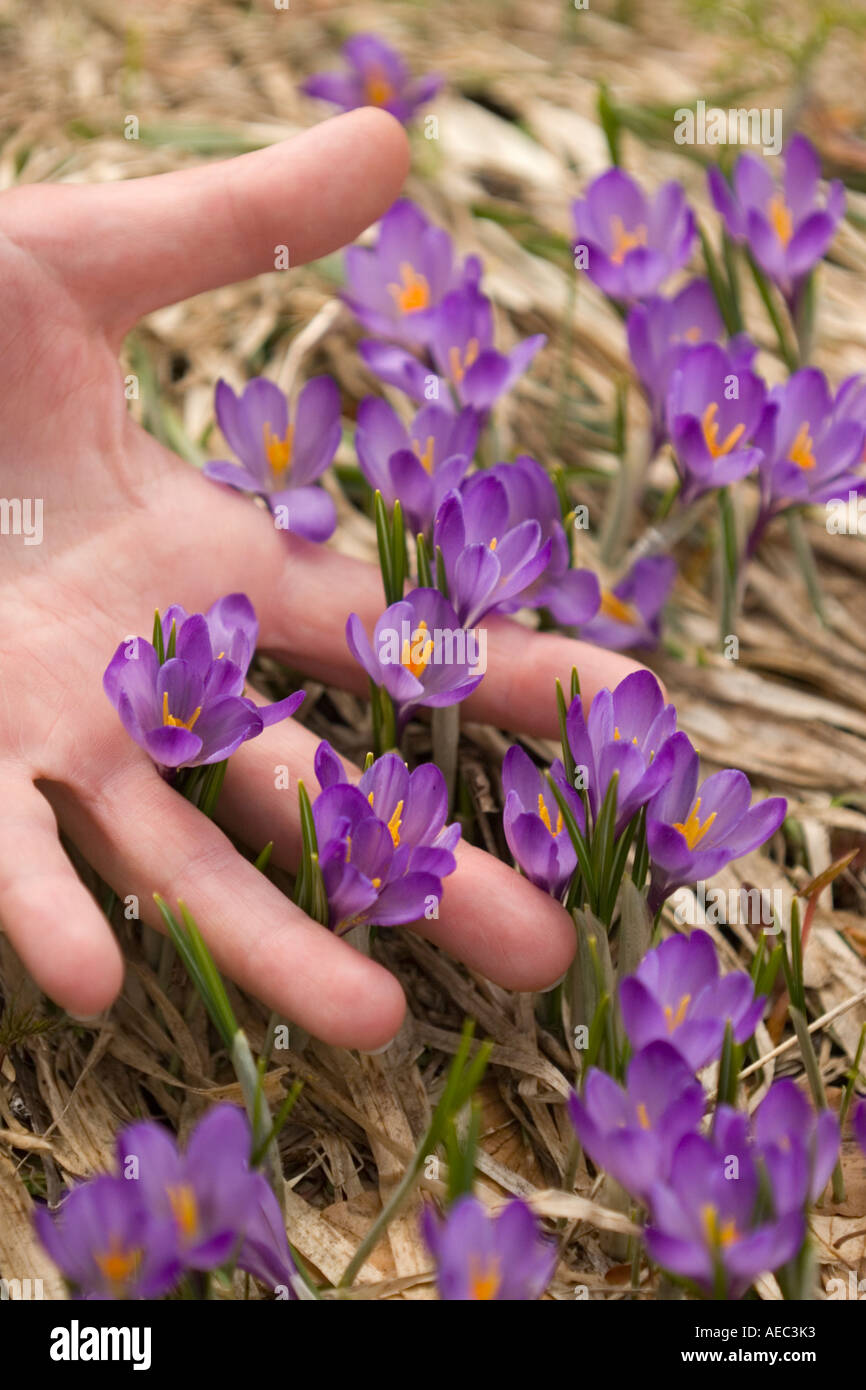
[435,544,449,599]
[416,532,433,588]
[153,610,165,664]
[597,83,621,166]
[373,490,395,605]
[698,223,737,335]
[721,231,743,334]
[254,841,274,873]
[392,498,407,600]
[790,1005,826,1117]
[198,758,228,819]
[717,486,739,646]
[615,878,652,983]
[547,772,597,909]
[555,678,576,786]
[716,1020,740,1107]
[745,249,798,372]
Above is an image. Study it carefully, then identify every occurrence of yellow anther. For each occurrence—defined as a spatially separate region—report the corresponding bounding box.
[768,195,793,248]
[401,619,434,679]
[364,69,394,108]
[788,420,816,470]
[448,337,480,384]
[413,434,436,473]
[162,691,201,731]
[599,589,640,626]
[701,401,746,459]
[609,215,648,265]
[95,1240,142,1287]
[664,993,692,1033]
[167,1185,199,1240]
[673,796,717,850]
[262,420,294,484]
[387,262,430,315]
[386,799,404,847]
[702,1203,739,1248]
[537,793,563,838]
[469,1256,501,1301]
[636,1102,651,1130]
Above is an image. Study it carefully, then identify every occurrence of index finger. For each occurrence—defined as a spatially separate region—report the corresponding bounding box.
[2,108,409,337]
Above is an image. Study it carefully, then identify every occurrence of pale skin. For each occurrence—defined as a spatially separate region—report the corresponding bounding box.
[0,108,642,1049]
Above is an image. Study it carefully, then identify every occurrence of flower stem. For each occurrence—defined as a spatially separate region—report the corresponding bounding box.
[717,486,740,648]
[745,251,799,372]
[337,1022,491,1288]
[431,704,460,813]
[785,510,827,626]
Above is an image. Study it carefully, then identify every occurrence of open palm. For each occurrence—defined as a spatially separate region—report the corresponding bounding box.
[0,109,641,1049]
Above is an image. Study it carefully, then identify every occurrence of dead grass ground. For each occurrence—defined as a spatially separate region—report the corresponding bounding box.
[2,0,866,1299]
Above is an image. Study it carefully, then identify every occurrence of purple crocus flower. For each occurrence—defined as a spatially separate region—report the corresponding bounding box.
[360,286,545,413]
[157,592,261,679]
[482,456,600,625]
[626,280,756,451]
[753,1080,839,1213]
[752,367,866,518]
[345,200,481,348]
[564,669,679,836]
[421,1195,556,1301]
[115,1106,266,1272]
[708,134,845,305]
[302,34,443,126]
[312,776,456,934]
[579,555,676,652]
[832,373,866,441]
[234,1179,301,1298]
[314,738,461,860]
[34,1176,181,1300]
[619,928,765,1073]
[204,376,340,541]
[433,475,553,627]
[502,745,583,898]
[666,342,767,502]
[645,732,787,911]
[853,1098,866,1158]
[572,168,696,302]
[568,1041,705,1205]
[346,588,484,731]
[645,1125,805,1299]
[313,740,460,935]
[355,396,479,533]
[428,288,546,411]
[103,595,304,771]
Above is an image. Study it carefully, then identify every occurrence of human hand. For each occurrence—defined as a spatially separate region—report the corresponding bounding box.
[0,108,641,1048]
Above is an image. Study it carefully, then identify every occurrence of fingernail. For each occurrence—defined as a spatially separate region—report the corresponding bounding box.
[359,1039,394,1056]
[538,972,567,995]
[68,1010,105,1025]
